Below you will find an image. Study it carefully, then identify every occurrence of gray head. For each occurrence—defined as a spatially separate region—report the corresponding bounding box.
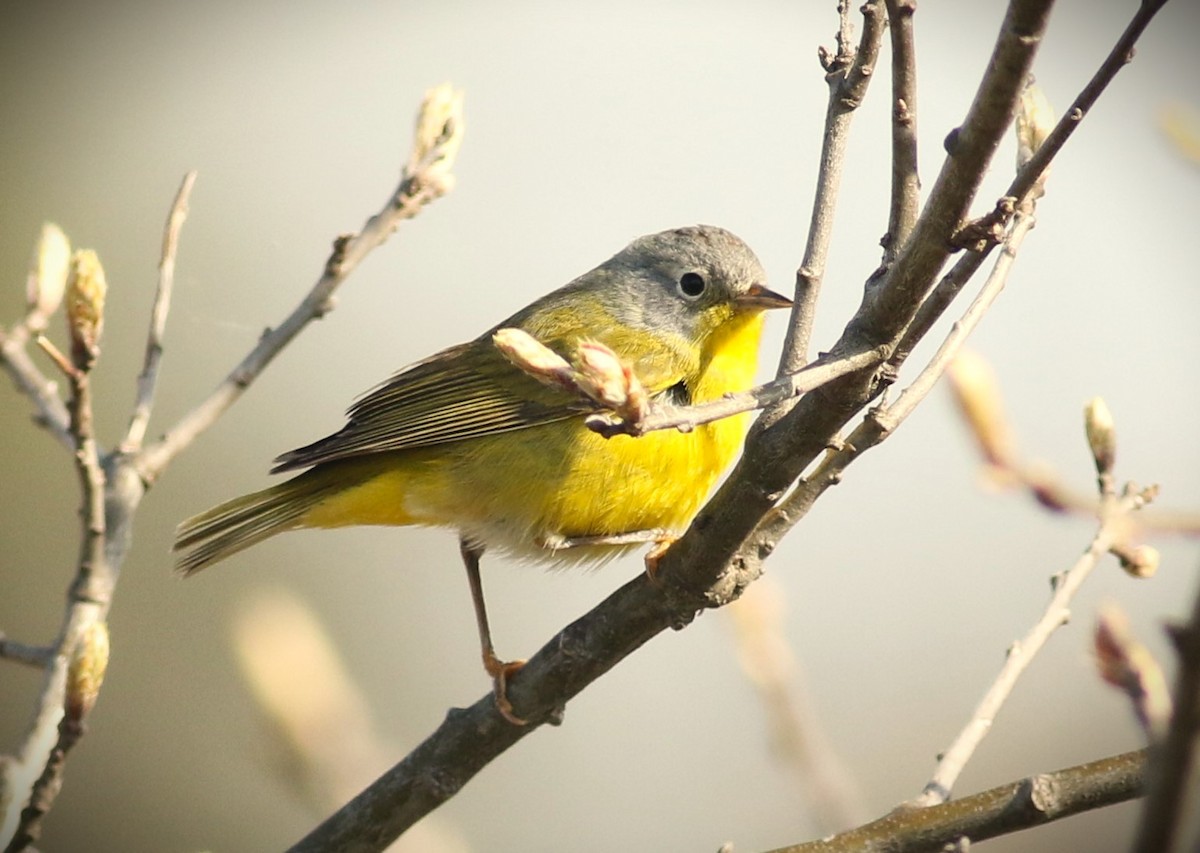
[513,225,789,346]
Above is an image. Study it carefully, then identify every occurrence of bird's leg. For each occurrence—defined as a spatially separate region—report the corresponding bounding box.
[537,529,678,583]
[539,528,670,549]
[642,535,678,583]
[459,538,527,725]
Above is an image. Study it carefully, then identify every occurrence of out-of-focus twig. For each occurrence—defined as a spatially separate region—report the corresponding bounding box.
[1131,573,1200,853]
[1094,603,1172,740]
[234,589,469,853]
[727,579,867,833]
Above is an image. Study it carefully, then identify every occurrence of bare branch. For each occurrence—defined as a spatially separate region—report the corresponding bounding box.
[1131,571,1200,853]
[1006,0,1168,209]
[914,485,1155,807]
[585,345,888,439]
[122,170,197,452]
[884,0,920,266]
[136,85,464,484]
[895,0,1168,366]
[0,322,71,449]
[2,339,113,852]
[767,750,1145,853]
[0,637,52,669]
[778,0,886,377]
[745,197,1039,573]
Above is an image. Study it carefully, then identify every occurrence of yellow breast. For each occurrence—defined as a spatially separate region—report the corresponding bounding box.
[303,311,768,563]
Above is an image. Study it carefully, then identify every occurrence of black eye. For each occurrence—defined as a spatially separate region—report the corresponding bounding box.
[678,271,706,298]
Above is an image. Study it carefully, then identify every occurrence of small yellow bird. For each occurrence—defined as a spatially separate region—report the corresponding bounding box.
[175,224,789,720]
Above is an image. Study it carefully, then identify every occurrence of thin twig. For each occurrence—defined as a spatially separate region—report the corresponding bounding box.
[1006,0,1168,210]
[0,323,71,449]
[3,361,111,852]
[585,345,887,438]
[776,0,886,378]
[766,750,1145,853]
[884,0,920,267]
[914,485,1156,807]
[851,0,1051,344]
[122,170,197,452]
[0,638,52,669]
[1131,571,1200,853]
[136,86,463,484]
[745,204,1038,569]
[894,0,1168,368]
[727,579,867,832]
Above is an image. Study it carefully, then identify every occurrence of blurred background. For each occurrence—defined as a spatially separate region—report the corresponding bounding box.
[1,1,1198,851]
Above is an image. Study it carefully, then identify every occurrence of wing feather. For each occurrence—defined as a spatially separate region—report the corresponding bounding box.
[271,311,697,473]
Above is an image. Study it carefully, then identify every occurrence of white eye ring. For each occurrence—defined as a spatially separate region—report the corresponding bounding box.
[678,271,706,299]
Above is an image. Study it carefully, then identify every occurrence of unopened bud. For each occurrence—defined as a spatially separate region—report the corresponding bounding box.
[65,620,110,722]
[574,341,629,407]
[1094,604,1171,738]
[1084,397,1116,477]
[26,222,72,332]
[493,328,573,388]
[1016,79,1055,169]
[65,249,107,370]
[408,83,464,186]
[946,351,1014,467]
[1111,542,1160,579]
[575,340,648,424]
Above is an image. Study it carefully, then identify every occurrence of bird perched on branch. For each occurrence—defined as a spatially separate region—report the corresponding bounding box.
[175,224,790,722]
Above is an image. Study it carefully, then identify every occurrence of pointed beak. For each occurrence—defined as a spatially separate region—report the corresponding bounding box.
[736,283,793,311]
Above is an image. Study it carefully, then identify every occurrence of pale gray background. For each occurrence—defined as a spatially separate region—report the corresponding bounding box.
[1,1,1198,851]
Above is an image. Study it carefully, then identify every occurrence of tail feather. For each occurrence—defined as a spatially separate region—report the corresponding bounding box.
[173,475,340,576]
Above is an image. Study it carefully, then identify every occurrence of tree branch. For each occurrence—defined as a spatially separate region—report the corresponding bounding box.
[0,322,72,450]
[745,201,1040,560]
[915,485,1156,807]
[777,0,886,377]
[2,335,112,852]
[584,345,888,439]
[1131,570,1200,853]
[288,2,1177,846]
[767,750,1146,853]
[122,170,197,452]
[884,0,920,266]
[136,85,464,484]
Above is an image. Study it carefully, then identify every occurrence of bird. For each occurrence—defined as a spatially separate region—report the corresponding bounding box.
[174,224,790,722]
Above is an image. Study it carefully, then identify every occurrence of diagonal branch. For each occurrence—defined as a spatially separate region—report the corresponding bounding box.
[768,749,1146,853]
[915,485,1157,807]
[136,85,464,484]
[893,0,1167,369]
[661,0,1056,605]
[0,322,72,449]
[744,201,1040,562]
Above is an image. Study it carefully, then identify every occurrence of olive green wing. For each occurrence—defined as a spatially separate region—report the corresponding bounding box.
[270,317,698,474]
[270,339,573,472]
